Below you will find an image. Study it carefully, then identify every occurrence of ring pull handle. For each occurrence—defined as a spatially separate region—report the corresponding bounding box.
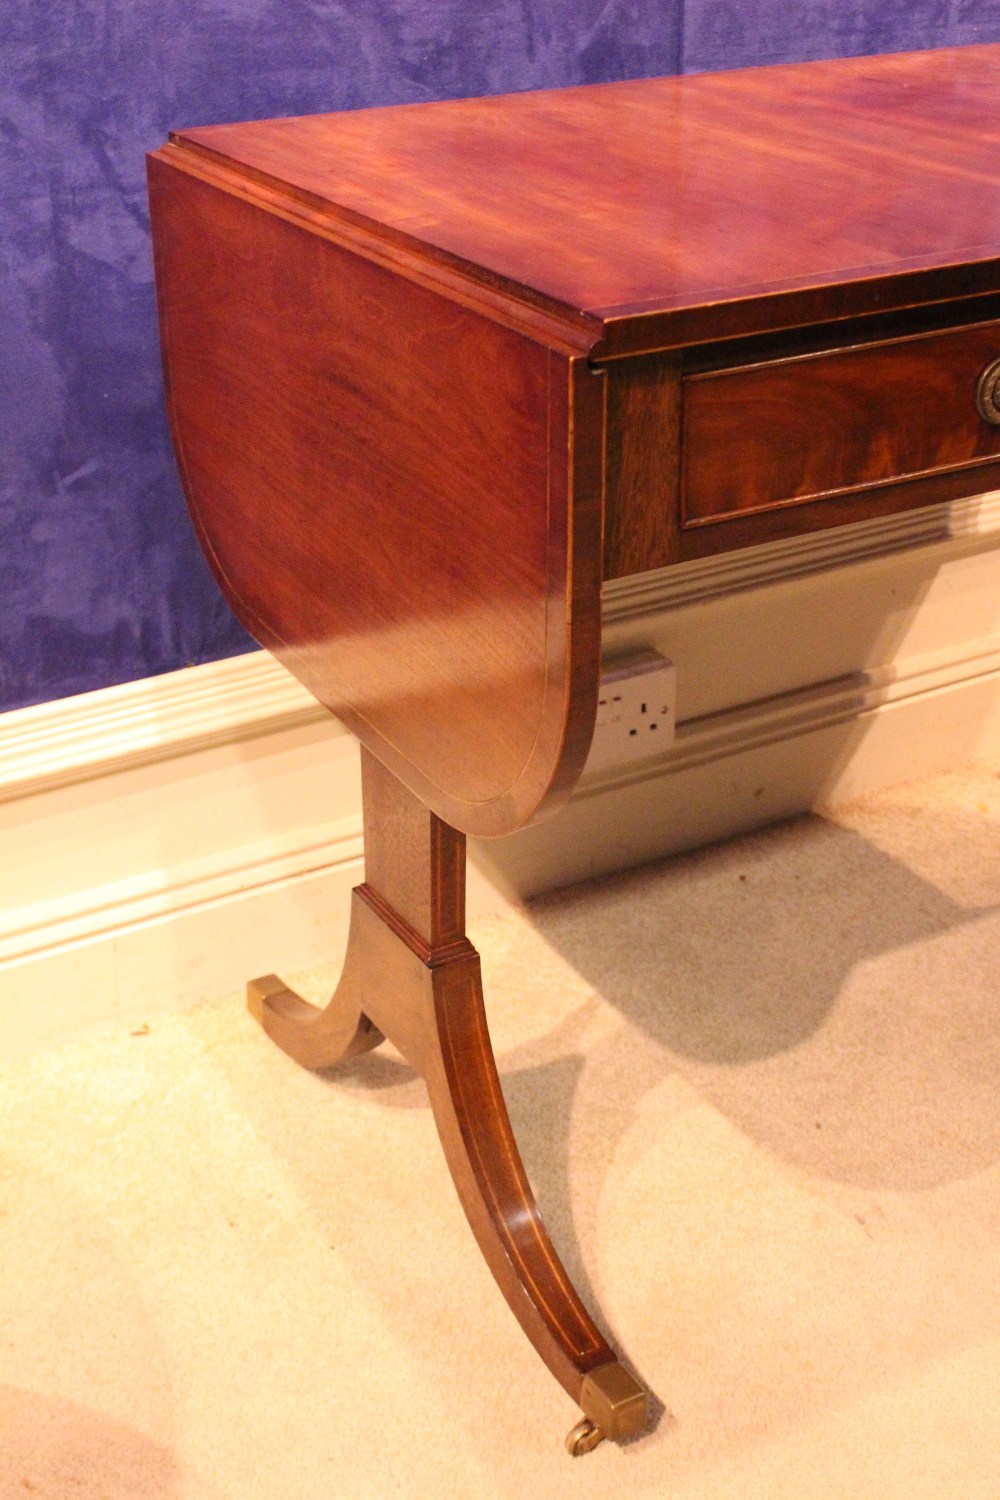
[976,358,1000,426]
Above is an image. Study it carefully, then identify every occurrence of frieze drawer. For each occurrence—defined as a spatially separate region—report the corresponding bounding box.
[681,320,1000,527]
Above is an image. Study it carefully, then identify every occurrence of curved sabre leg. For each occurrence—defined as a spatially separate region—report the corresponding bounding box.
[246,898,384,1070]
[247,747,648,1449]
[420,941,647,1448]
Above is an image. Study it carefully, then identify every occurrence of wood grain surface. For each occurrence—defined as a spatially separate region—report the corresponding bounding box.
[683,319,1000,525]
[148,150,604,837]
[604,353,682,577]
[173,46,1000,355]
[150,44,1000,835]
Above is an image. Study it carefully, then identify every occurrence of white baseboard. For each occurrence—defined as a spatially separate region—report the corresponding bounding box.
[3,496,1000,1058]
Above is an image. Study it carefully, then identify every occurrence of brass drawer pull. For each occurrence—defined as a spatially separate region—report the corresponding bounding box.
[976,358,1000,426]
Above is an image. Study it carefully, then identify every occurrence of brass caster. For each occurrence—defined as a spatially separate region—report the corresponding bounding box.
[579,1360,648,1443]
[566,1418,605,1456]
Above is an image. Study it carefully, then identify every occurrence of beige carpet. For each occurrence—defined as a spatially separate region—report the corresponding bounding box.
[1,760,999,1498]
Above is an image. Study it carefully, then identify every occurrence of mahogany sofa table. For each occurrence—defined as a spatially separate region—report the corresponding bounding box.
[148,44,1000,1452]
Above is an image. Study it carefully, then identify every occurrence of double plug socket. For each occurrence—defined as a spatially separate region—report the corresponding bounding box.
[586,650,677,775]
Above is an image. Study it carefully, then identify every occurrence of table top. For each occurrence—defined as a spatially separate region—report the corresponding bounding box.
[152,44,1000,833]
[174,45,1000,353]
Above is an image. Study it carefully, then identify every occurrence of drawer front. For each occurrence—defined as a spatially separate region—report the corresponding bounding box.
[681,321,1000,526]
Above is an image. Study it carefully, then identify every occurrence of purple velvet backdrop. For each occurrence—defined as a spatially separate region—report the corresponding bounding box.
[3,2,999,712]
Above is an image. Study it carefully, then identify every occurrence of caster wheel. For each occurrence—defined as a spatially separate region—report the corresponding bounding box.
[566,1418,605,1456]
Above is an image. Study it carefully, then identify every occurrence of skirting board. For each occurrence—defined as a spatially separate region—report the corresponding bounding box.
[2,497,1000,1057]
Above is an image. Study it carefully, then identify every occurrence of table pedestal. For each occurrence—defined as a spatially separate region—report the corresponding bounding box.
[247,747,648,1451]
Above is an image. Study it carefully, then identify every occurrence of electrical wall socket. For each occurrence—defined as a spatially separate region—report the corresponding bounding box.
[586,650,677,774]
